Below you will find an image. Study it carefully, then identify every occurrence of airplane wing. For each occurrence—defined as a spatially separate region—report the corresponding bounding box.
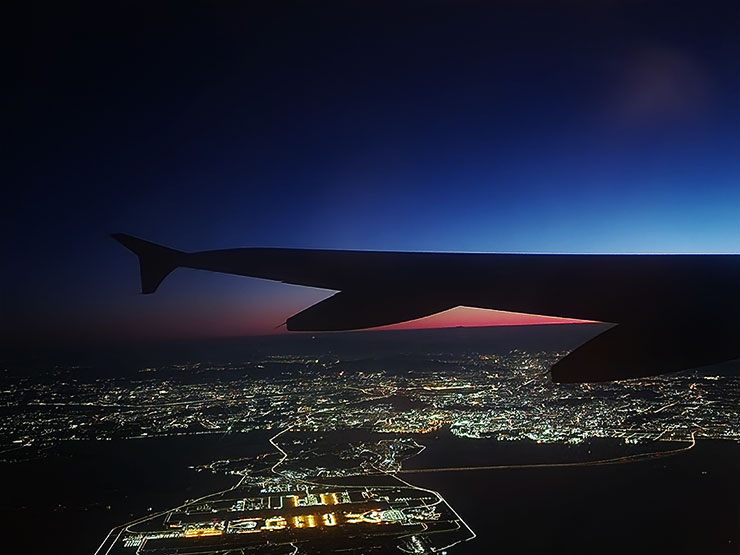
[112,233,740,383]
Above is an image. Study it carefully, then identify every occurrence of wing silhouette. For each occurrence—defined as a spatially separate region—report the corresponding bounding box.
[112,233,740,383]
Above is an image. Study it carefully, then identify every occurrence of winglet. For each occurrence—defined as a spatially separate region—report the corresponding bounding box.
[111,233,183,294]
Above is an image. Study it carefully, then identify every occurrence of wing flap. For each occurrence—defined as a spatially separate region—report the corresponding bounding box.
[286,291,457,331]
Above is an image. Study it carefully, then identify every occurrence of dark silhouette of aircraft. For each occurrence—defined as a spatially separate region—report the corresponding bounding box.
[112,233,740,383]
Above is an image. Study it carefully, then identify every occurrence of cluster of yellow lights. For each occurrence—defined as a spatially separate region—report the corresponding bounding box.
[185,508,386,540]
[294,492,342,507]
[344,510,383,525]
[182,491,389,541]
[263,517,287,530]
[361,510,382,523]
[344,512,363,524]
[318,492,341,505]
[290,512,339,529]
[291,514,317,528]
[184,527,223,538]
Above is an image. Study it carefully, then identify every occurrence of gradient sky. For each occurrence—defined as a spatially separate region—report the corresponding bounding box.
[9,1,740,347]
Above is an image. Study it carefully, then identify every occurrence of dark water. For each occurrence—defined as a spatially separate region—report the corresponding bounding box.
[1,433,266,554]
[410,434,740,555]
[2,432,738,554]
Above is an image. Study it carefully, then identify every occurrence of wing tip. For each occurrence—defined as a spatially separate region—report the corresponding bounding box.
[112,233,182,294]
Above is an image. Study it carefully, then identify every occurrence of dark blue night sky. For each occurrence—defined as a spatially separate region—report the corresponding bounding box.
[10,1,740,345]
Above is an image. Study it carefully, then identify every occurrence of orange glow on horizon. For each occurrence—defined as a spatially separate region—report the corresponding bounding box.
[62,300,595,345]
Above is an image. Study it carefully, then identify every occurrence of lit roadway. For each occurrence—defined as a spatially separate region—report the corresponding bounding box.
[397,432,697,475]
[94,473,247,555]
[267,394,478,553]
[94,372,699,555]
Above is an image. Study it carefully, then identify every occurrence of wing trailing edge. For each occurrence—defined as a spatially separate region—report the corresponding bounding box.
[287,291,457,331]
[111,234,740,383]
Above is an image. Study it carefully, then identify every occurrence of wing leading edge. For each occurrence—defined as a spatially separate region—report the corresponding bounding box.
[112,233,740,383]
